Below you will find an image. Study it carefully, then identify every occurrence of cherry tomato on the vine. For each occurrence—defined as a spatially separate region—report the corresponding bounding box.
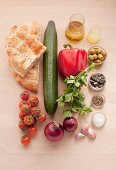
[31,107,41,119]
[19,112,25,120]
[28,96,39,107]
[21,136,30,145]
[19,100,28,108]
[28,127,37,136]
[20,91,30,101]
[18,120,27,130]
[24,115,34,126]
[20,104,30,115]
[39,113,46,122]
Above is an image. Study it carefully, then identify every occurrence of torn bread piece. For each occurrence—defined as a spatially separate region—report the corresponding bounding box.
[9,60,39,93]
[7,44,45,77]
[6,22,46,77]
[5,21,43,93]
[8,21,41,40]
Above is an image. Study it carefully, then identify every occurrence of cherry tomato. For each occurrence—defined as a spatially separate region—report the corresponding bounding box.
[31,107,41,119]
[39,113,46,122]
[20,104,30,115]
[20,91,30,101]
[24,115,34,126]
[21,136,30,145]
[19,100,28,108]
[19,112,25,120]
[28,96,39,107]
[28,127,37,136]
[18,120,27,130]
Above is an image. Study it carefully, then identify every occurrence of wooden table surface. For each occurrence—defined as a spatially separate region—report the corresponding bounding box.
[0,0,116,170]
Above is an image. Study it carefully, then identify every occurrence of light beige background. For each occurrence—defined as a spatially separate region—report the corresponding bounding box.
[0,0,116,170]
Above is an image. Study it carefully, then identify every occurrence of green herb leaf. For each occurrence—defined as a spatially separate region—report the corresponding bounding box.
[75,81,80,88]
[71,106,78,113]
[73,99,85,108]
[79,107,92,115]
[59,101,64,108]
[63,110,72,117]
[73,90,79,97]
[84,107,92,113]
[56,95,64,103]
[67,79,75,84]
[64,93,73,102]
[56,64,95,117]
[64,86,73,94]
[65,76,75,85]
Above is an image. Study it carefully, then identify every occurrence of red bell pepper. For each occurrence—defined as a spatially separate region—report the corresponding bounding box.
[58,44,88,78]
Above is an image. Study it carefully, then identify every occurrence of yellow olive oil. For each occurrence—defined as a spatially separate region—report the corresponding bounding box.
[65,21,84,41]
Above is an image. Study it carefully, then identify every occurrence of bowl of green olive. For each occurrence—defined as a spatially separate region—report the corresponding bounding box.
[88,46,107,66]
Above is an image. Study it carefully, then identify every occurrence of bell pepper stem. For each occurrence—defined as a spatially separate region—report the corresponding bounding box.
[63,44,72,49]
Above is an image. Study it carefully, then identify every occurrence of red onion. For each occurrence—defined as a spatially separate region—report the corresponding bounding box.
[63,117,78,132]
[44,122,64,142]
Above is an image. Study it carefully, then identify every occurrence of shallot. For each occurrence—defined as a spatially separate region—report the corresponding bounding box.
[63,117,78,132]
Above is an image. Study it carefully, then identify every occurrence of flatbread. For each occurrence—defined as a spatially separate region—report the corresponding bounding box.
[7,46,39,77]
[9,60,39,93]
[6,21,44,93]
[6,21,46,77]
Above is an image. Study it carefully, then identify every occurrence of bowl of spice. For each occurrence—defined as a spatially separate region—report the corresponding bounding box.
[91,93,106,109]
[89,73,106,91]
[88,46,107,66]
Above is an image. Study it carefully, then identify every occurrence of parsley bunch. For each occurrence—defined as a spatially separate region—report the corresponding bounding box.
[57,63,95,117]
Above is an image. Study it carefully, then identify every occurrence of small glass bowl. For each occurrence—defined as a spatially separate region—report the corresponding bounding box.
[88,73,106,91]
[92,112,107,128]
[88,46,107,66]
[91,93,106,109]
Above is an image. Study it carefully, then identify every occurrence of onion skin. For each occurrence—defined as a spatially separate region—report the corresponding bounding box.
[63,117,78,132]
[44,122,64,142]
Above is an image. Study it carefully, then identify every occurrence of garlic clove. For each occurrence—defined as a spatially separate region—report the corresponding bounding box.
[81,124,89,136]
[87,127,96,139]
[74,133,85,141]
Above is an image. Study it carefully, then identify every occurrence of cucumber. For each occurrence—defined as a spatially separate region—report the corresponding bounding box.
[43,20,58,115]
